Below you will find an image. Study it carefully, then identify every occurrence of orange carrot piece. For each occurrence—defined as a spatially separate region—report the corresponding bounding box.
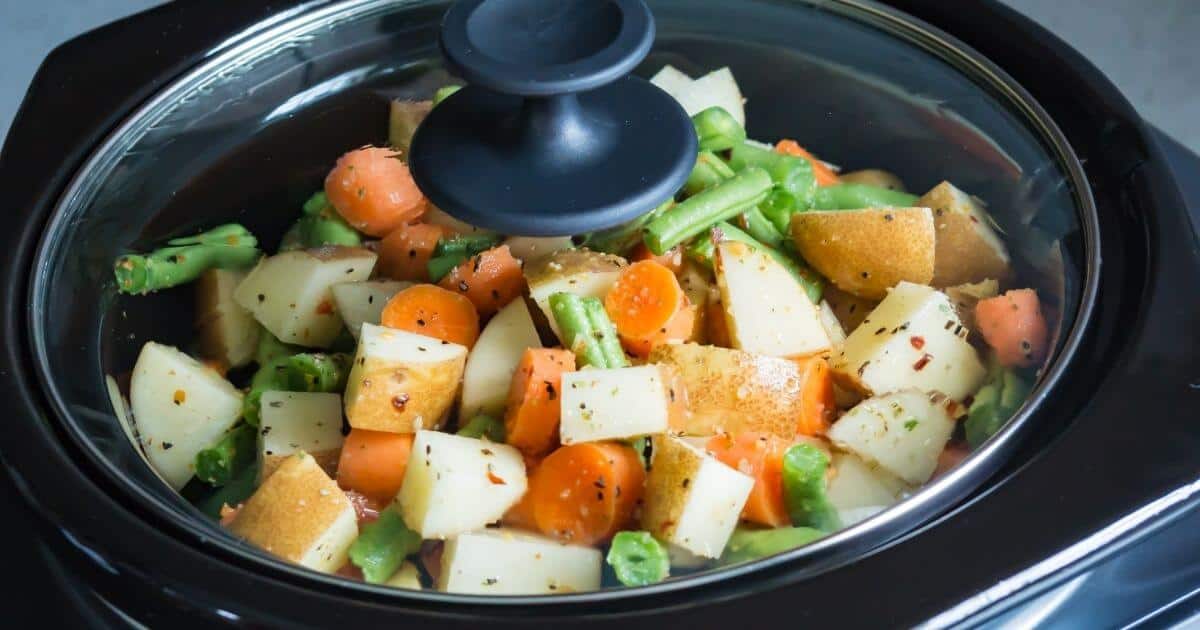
[377,222,446,282]
[380,284,480,348]
[776,140,839,187]
[336,429,414,503]
[797,356,836,437]
[630,242,684,274]
[706,432,791,527]
[504,348,576,457]
[325,146,427,236]
[975,289,1048,368]
[604,260,693,357]
[529,442,644,545]
[502,455,542,530]
[437,245,526,318]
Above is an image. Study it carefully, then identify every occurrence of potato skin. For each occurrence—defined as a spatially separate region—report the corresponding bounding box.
[639,435,702,540]
[918,181,1012,287]
[648,343,808,440]
[344,354,465,433]
[791,207,934,300]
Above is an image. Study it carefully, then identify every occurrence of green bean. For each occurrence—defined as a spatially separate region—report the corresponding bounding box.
[740,206,785,250]
[286,353,352,393]
[643,168,772,255]
[781,443,840,532]
[965,367,1030,449]
[426,233,502,281]
[194,462,260,519]
[727,142,817,206]
[584,296,628,368]
[759,188,799,234]
[348,509,423,584]
[811,183,919,210]
[457,414,506,442]
[579,199,673,255]
[686,222,824,303]
[606,531,670,586]
[719,526,825,565]
[548,292,609,369]
[255,329,301,366]
[279,192,362,252]
[691,106,746,153]
[194,423,257,487]
[114,224,261,295]
[433,85,462,106]
[684,151,736,197]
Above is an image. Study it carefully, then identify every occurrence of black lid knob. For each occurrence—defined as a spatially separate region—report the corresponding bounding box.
[409,0,697,236]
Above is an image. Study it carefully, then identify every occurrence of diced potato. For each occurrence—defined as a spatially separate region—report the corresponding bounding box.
[233,247,377,348]
[398,430,527,538]
[945,278,1000,338]
[839,169,906,192]
[502,235,573,263]
[648,343,810,439]
[918,181,1012,287]
[460,299,543,418]
[129,342,244,490]
[524,249,627,341]
[827,390,960,484]
[791,207,935,299]
[678,261,716,343]
[439,529,601,594]
[344,323,467,433]
[664,67,746,128]
[715,241,831,358]
[819,300,847,351]
[384,561,423,589]
[667,544,710,569]
[259,391,345,481]
[826,452,908,520]
[388,99,432,155]
[833,282,986,401]
[228,453,358,573]
[560,365,671,444]
[840,506,887,527]
[195,268,260,368]
[641,435,754,558]
[331,280,411,339]
[107,374,165,486]
[650,64,695,97]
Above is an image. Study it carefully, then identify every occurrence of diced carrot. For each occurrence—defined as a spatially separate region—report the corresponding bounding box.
[604,260,693,357]
[975,289,1048,368]
[325,146,427,236]
[630,242,684,274]
[380,284,480,348]
[776,140,839,187]
[796,357,835,436]
[529,442,644,545]
[504,348,576,457]
[706,299,732,348]
[501,455,542,530]
[438,245,526,318]
[336,429,414,503]
[706,432,791,527]
[377,222,446,282]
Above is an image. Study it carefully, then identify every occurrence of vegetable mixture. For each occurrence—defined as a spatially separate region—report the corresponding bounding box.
[111,65,1050,594]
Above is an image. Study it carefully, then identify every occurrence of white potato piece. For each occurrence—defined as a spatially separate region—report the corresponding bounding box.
[398,430,527,538]
[524,249,627,341]
[641,435,754,558]
[667,544,710,569]
[669,67,746,127]
[229,453,358,574]
[388,99,432,155]
[439,529,602,595]
[560,365,671,444]
[833,281,986,401]
[502,235,573,263]
[195,268,260,368]
[918,181,1012,287]
[343,323,467,433]
[827,390,960,485]
[129,342,244,490]
[259,391,345,481]
[650,64,694,97]
[840,506,888,527]
[331,280,411,339]
[827,452,908,518]
[384,561,423,590]
[233,247,377,348]
[819,300,847,351]
[460,299,543,419]
[107,374,166,486]
[945,278,1000,337]
[715,241,831,358]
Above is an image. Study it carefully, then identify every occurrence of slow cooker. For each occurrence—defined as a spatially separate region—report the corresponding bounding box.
[1,0,1197,626]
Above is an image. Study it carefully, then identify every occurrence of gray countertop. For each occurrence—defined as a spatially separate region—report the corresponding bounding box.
[1,0,1197,151]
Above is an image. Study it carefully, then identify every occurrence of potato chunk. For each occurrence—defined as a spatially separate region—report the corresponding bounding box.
[918,181,1012,287]
[330,280,411,339]
[641,435,754,558]
[524,249,626,341]
[195,268,260,368]
[233,247,377,348]
[833,282,986,401]
[826,452,909,525]
[439,529,602,594]
[791,207,935,299]
[343,323,467,433]
[259,391,345,480]
[129,342,244,490]
[398,430,527,538]
[460,298,542,419]
[228,453,357,573]
[559,365,671,445]
[827,390,961,485]
[501,235,573,263]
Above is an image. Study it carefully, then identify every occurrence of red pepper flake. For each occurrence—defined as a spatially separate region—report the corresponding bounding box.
[315,300,334,315]
[910,336,926,350]
[487,470,507,485]
[913,353,933,371]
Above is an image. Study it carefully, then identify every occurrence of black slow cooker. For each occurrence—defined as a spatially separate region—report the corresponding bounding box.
[1,0,1197,627]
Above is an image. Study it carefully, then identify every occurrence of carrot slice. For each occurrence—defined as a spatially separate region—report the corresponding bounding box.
[380,284,480,348]
[377,222,446,282]
[529,442,644,545]
[437,245,527,318]
[797,356,836,437]
[630,242,684,274]
[501,455,542,530]
[604,260,693,357]
[776,140,839,187]
[975,289,1048,368]
[706,432,791,527]
[325,146,427,236]
[504,348,576,457]
[336,429,414,503]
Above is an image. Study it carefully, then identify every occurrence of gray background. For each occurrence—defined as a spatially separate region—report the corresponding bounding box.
[1,1,1198,150]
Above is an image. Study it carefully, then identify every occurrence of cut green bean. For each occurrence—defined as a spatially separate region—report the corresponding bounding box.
[194,423,257,487]
[811,183,919,210]
[427,233,502,281]
[606,531,670,586]
[728,142,817,206]
[643,167,773,255]
[719,526,825,565]
[114,224,261,295]
[684,150,736,197]
[686,222,824,303]
[286,353,352,393]
[349,509,423,584]
[194,462,260,519]
[965,367,1030,450]
[583,296,628,368]
[781,443,841,532]
[255,330,301,366]
[739,206,785,250]
[579,199,673,255]
[692,106,746,153]
[457,414,506,442]
[432,85,462,106]
[279,192,362,252]
[548,292,609,369]
[759,188,799,234]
